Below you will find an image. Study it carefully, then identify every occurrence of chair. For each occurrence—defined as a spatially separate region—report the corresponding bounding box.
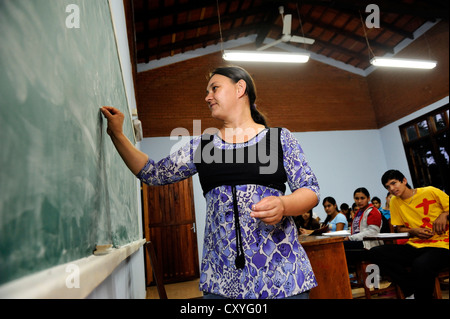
[354,263,449,299]
[352,259,403,299]
[145,241,168,299]
[433,268,449,299]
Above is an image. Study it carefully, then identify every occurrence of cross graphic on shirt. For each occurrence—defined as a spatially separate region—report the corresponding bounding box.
[415,198,437,215]
[420,217,433,229]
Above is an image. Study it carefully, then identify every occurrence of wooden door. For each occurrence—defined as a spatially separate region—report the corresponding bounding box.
[142,177,199,285]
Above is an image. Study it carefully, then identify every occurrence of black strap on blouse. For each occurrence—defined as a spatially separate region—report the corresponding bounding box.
[232,185,245,269]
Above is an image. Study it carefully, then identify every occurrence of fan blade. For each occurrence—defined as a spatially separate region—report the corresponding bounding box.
[290,35,315,45]
[256,38,283,51]
[282,14,292,35]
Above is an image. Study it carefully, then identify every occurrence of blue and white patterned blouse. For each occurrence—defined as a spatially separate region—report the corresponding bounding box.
[137,128,320,298]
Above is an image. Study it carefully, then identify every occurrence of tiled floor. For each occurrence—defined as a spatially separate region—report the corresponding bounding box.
[146,278,202,299]
[146,278,449,299]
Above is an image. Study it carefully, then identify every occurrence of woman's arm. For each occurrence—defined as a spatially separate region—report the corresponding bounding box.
[348,224,380,241]
[100,106,148,175]
[251,128,320,225]
[335,222,345,231]
[251,188,318,225]
[348,208,381,240]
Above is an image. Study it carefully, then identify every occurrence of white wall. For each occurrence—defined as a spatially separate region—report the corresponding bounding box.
[140,96,448,266]
[290,129,389,220]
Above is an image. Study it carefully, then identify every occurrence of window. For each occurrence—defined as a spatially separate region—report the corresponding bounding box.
[399,104,449,193]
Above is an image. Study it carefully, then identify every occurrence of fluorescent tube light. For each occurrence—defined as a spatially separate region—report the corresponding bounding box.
[370,57,437,69]
[223,50,310,63]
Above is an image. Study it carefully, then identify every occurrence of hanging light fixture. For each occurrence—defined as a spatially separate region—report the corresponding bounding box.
[219,4,312,64]
[370,57,437,69]
[223,50,310,63]
[359,11,437,70]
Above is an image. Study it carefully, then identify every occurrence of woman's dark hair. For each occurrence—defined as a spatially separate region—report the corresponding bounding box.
[354,187,370,198]
[381,169,412,189]
[340,203,352,223]
[322,196,337,207]
[321,196,338,227]
[372,196,381,203]
[209,66,267,126]
[353,187,370,198]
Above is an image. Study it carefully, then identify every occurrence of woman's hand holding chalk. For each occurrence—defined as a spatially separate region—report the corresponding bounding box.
[100,106,149,175]
[100,106,124,138]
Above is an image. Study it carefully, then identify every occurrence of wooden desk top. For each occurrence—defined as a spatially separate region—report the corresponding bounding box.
[299,235,345,247]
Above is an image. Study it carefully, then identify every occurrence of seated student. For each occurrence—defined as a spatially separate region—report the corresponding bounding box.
[344,187,383,250]
[340,203,353,225]
[296,209,321,235]
[351,202,358,221]
[370,170,449,299]
[383,192,393,221]
[374,193,393,221]
[321,197,348,231]
[372,195,391,233]
[371,196,382,211]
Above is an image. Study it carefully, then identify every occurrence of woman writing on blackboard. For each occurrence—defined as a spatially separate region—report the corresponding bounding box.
[101,66,320,299]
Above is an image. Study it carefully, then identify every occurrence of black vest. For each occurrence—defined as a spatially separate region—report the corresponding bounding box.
[194,127,287,269]
[194,127,287,196]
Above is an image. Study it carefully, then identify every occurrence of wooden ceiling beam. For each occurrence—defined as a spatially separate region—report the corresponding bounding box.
[137,23,260,59]
[254,2,283,47]
[295,15,394,54]
[134,0,215,21]
[295,0,448,20]
[135,6,268,41]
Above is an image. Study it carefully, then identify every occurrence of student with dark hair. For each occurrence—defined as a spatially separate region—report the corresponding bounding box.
[100,66,320,299]
[372,194,392,233]
[344,187,383,249]
[371,196,382,208]
[340,202,353,224]
[370,169,449,299]
[295,209,321,234]
[321,196,348,231]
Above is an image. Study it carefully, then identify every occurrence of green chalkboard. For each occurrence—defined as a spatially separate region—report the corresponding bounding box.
[0,0,140,285]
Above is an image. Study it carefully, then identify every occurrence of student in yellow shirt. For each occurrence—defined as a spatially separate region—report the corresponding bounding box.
[370,169,449,299]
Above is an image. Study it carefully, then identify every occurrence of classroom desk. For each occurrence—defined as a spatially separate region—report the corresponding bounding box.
[299,235,353,299]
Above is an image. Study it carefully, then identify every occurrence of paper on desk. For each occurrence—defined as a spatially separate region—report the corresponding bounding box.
[322,230,351,236]
[372,233,410,238]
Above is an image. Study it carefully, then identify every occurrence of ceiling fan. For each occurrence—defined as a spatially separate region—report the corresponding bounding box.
[257,6,315,51]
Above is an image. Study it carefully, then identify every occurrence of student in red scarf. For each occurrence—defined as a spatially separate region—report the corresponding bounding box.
[344,187,383,265]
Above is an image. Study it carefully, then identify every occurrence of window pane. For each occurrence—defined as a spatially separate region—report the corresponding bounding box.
[406,125,417,140]
[418,120,429,137]
[436,131,449,166]
[440,146,449,165]
[425,150,436,165]
[434,113,446,130]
